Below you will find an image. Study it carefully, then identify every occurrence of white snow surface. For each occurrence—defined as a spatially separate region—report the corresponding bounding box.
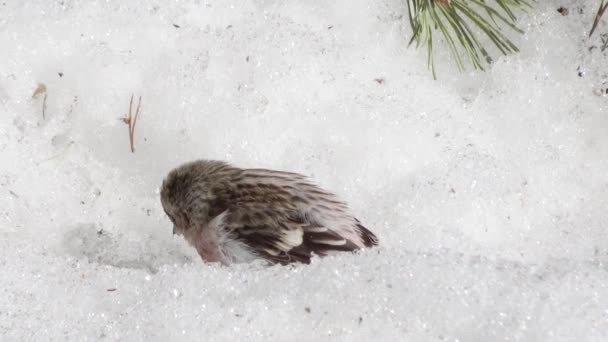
[1,0,608,341]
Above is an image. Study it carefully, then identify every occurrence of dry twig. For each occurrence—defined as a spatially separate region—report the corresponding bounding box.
[31,83,48,119]
[121,94,142,153]
[67,96,79,116]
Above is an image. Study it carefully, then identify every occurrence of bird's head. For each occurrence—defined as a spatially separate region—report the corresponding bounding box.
[160,171,192,237]
[160,160,231,236]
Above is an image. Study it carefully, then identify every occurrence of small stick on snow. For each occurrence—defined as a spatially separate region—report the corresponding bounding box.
[121,94,142,153]
[42,93,47,119]
[67,96,78,116]
[31,83,48,119]
[37,141,75,164]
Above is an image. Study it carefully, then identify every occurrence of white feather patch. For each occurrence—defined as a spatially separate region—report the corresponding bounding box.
[210,210,258,264]
[282,228,303,246]
[264,248,280,256]
[221,238,259,263]
[311,238,347,246]
[305,226,328,233]
[274,228,303,251]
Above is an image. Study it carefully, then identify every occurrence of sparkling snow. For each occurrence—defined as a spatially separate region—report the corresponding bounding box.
[1,0,607,341]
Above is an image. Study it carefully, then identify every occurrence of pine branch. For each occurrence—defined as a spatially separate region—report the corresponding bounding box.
[407,0,533,78]
[589,0,607,38]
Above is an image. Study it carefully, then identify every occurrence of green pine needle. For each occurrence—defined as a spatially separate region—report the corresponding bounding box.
[589,0,607,38]
[407,0,533,78]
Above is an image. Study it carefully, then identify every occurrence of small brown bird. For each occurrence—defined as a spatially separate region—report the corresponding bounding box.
[160,160,378,265]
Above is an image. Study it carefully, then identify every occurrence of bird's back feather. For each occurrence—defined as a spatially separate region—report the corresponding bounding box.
[212,167,378,264]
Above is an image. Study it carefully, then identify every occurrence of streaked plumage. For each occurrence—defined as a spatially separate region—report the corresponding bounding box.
[160,160,378,265]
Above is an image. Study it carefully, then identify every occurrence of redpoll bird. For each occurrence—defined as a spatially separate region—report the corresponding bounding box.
[160,160,378,265]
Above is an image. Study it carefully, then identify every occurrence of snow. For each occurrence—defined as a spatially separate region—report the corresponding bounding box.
[1,0,607,340]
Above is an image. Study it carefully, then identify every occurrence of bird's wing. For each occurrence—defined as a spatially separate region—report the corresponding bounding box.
[218,170,377,264]
[235,168,377,247]
[223,205,361,264]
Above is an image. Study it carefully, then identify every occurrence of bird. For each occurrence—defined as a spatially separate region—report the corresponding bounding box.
[160,159,378,265]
